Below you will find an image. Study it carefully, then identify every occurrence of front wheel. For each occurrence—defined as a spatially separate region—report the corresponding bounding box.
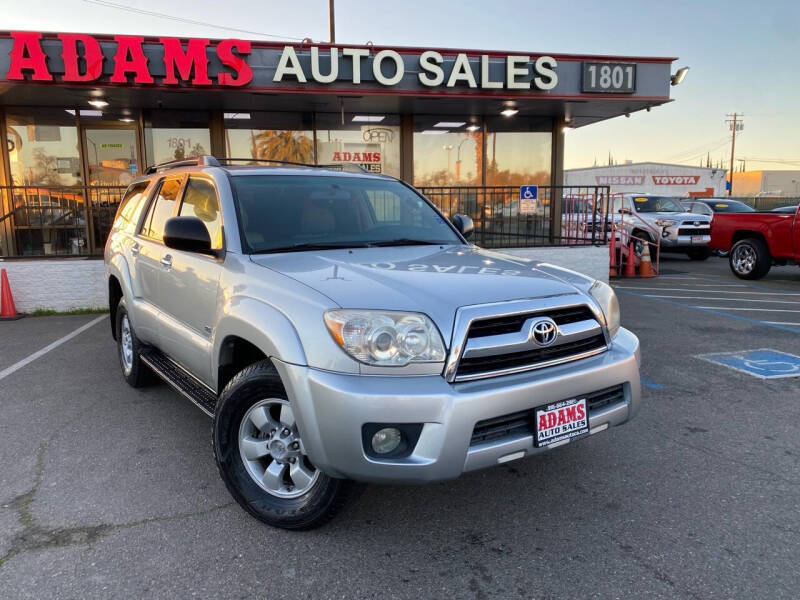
[729,238,771,279]
[213,360,361,530]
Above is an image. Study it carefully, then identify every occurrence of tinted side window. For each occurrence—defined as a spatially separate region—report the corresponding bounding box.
[142,178,181,241]
[179,177,223,249]
[114,182,150,233]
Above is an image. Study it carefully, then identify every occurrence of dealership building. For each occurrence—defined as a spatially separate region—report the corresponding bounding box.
[0,31,677,309]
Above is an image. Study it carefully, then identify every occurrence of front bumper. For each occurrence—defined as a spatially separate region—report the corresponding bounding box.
[659,225,711,249]
[274,328,641,484]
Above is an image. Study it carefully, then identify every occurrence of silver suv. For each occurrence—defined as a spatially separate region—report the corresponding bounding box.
[613,193,712,260]
[105,156,641,529]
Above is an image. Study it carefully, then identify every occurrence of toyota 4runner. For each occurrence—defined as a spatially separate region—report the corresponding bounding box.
[105,156,641,530]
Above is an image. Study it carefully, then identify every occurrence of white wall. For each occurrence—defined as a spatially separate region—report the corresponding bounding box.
[0,259,106,313]
[500,245,608,283]
[565,162,728,197]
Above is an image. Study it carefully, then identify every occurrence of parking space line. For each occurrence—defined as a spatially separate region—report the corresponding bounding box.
[615,289,800,334]
[0,315,107,382]
[693,306,800,313]
[644,295,800,304]
[614,286,800,296]
[764,321,800,326]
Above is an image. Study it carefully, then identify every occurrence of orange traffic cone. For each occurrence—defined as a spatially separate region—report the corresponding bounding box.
[0,268,23,320]
[609,229,618,278]
[624,242,637,278]
[639,243,655,278]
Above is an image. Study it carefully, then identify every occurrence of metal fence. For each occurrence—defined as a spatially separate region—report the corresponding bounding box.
[417,185,612,248]
[0,185,127,257]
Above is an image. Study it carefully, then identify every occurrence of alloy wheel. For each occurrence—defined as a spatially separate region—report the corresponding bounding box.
[238,399,320,499]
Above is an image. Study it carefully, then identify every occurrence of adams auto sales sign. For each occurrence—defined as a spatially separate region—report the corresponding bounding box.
[0,31,673,97]
[2,31,559,92]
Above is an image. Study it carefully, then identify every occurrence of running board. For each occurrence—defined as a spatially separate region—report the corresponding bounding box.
[139,348,217,417]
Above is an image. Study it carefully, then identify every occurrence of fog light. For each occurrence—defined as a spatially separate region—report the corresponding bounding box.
[371,428,402,454]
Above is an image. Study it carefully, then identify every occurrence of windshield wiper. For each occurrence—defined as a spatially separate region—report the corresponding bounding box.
[369,239,447,247]
[252,241,373,254]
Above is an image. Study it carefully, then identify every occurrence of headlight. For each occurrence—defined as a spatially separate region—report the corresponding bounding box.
[654,219,676,227]
[589,280,621,340]
[324,310,446,366]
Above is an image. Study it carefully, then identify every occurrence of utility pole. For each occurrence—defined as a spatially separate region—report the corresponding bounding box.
[725,113,743,196]
[329,0,335,43]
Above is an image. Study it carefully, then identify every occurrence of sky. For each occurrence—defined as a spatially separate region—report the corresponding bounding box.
[4,0,800,170]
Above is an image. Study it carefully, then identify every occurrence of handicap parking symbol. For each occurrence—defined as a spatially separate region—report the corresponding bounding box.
[519,185,538,200]
[697,349,800,379]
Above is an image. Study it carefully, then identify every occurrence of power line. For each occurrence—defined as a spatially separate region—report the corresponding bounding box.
[82,0,307,41]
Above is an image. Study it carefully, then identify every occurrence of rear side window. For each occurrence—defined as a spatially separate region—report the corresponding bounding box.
[114,182,150,233]
[179,177,223,249]
[141,177,182,241]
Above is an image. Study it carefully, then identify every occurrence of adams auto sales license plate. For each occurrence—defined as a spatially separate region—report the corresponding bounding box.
[535,398,588,447]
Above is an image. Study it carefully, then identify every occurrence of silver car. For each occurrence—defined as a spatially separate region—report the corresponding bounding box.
[105,156,641,529]
[613,193,712,260]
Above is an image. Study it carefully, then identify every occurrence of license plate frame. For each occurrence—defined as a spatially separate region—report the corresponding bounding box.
[534,398,589,447]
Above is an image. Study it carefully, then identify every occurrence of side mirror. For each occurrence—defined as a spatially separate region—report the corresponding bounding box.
[163,216,212,253]
[452,213,474,239]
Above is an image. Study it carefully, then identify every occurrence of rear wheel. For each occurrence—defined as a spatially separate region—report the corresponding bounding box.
[115,299,155,387]
[730,238,771,279]
[213,360,361,530]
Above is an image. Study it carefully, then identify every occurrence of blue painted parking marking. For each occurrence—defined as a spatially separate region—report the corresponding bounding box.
[641,378,664,390]
[697,349,800,379]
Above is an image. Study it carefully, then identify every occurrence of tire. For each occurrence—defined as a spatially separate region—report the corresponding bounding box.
[729,238,771,280]
[213,360,361,530]
[687,247,711,261]
[631,230,652,257]
[115,298,155,387]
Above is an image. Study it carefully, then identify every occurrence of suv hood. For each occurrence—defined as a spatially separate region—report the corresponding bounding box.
[250,245,592,337]
[638,211,710,222]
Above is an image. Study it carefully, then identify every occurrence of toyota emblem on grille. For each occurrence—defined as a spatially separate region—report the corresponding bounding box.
[530,318,558,347]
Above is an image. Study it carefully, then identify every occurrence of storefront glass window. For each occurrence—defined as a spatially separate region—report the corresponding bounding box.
[484,116,552,186]
[413,117,482,186]
[224,112,314,164]
[315,113,400,177]
[144,111,211,166]
[6,108,82,186]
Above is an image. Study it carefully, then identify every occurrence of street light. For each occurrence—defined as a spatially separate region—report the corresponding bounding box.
[443,144,454,181]
[454,138,469,181]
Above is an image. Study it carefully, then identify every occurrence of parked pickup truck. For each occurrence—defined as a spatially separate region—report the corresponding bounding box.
[104,156,641,530]
[709,204,800,279]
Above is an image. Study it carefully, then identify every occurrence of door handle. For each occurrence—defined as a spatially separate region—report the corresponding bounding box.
[160,254,172,268]
[131,242,139,257]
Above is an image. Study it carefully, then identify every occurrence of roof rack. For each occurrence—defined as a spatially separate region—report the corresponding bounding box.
[216,157,312,167]
[316,163,372,174]
[145,155,220,174]
[144,155,374,175]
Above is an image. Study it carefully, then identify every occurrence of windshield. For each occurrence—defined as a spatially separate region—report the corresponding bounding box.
[233,175,462,253]
[631,196,685,213]
[706,200,755,213]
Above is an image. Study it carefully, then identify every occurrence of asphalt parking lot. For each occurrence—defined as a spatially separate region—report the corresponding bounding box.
[1,255,798,599]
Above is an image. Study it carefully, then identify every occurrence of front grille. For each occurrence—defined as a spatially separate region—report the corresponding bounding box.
[456,333,607,378]
[467,305,595,339]
[469,384,625,446]
[678,227,710,236]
